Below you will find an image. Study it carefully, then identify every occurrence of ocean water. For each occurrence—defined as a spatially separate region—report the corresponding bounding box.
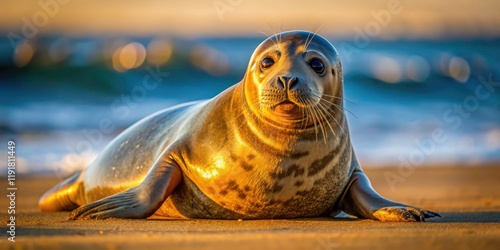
[0,35,499,176]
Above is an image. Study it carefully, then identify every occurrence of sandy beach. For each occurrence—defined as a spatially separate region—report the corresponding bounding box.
[1,165,499,249]
[1,0,499,249]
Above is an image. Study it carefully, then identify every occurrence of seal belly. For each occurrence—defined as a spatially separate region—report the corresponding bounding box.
[155,131,353,219]
[155,158,351,219]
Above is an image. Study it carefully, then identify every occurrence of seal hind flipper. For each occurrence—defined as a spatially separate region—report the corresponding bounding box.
[69,153,183,220]
[39,172,82,212]
[338,164,440,222]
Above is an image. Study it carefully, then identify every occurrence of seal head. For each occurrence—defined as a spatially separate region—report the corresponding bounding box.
[244,31,343,131]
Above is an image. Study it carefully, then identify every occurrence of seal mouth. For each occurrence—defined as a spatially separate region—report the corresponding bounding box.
[273,101,303,120]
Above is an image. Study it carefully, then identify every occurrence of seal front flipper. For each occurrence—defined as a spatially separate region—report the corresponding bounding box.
[69,155,183,220]
[338,159,440,222]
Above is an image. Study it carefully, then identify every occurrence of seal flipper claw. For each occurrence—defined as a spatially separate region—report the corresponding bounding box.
[338,159,440,222]
[420,209,439,219]
[371,206,442,222]
[426,210,441,218]
[373,207,420,222]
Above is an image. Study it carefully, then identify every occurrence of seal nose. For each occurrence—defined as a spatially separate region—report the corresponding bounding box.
[277,76,299,90]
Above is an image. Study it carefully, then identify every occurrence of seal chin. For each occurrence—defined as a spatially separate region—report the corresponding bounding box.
[273,101,304,120]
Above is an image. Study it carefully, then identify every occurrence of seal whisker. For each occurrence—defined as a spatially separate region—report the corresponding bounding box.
[325,99,357,119]
[305,24,325,51]
[301,98,311,130]
[297,95,311,129]
[304,21,319,52]
[308,92,357,118]
[316,102,336,132]
[313,92,355,104]
[302,21,316,50]
[303,99,319,141]
[312,102,326,143]
[317,101,340,121]
[318,98,346,116]
[318,101,346,138]
[257,30,270,38]
[313,103,329,143]
[316,102,339,141]
[279,23,283,44]
[308,91,350,104]
[305,100,319,141]
[316,96,357,119]
[316,97,346,107]
[304,33,312,52]
[258,31,277,47]
[294,95,305,126]
[314,97,345,116]
[306,98,325,142]
[267,23,280,48]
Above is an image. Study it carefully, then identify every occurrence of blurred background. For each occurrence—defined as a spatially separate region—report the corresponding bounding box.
[0,0,499,177]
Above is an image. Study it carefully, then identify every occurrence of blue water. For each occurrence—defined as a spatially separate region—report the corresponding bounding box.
[0,35,499,176]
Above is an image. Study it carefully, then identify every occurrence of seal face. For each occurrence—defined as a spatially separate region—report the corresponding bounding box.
[39,30,440,222]
[245,31,341,133]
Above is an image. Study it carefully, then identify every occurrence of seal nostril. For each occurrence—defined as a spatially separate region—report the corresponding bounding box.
[277,76,287,90]
[277,76,299,90]
[288,77,299,90]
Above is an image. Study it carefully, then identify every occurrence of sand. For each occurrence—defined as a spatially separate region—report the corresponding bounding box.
[1,166,500,249]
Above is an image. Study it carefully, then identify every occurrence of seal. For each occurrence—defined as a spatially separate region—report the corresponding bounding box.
[39,30,440,222]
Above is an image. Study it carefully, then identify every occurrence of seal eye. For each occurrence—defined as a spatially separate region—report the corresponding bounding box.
[260,58,274,70]
[309,59,325,74]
